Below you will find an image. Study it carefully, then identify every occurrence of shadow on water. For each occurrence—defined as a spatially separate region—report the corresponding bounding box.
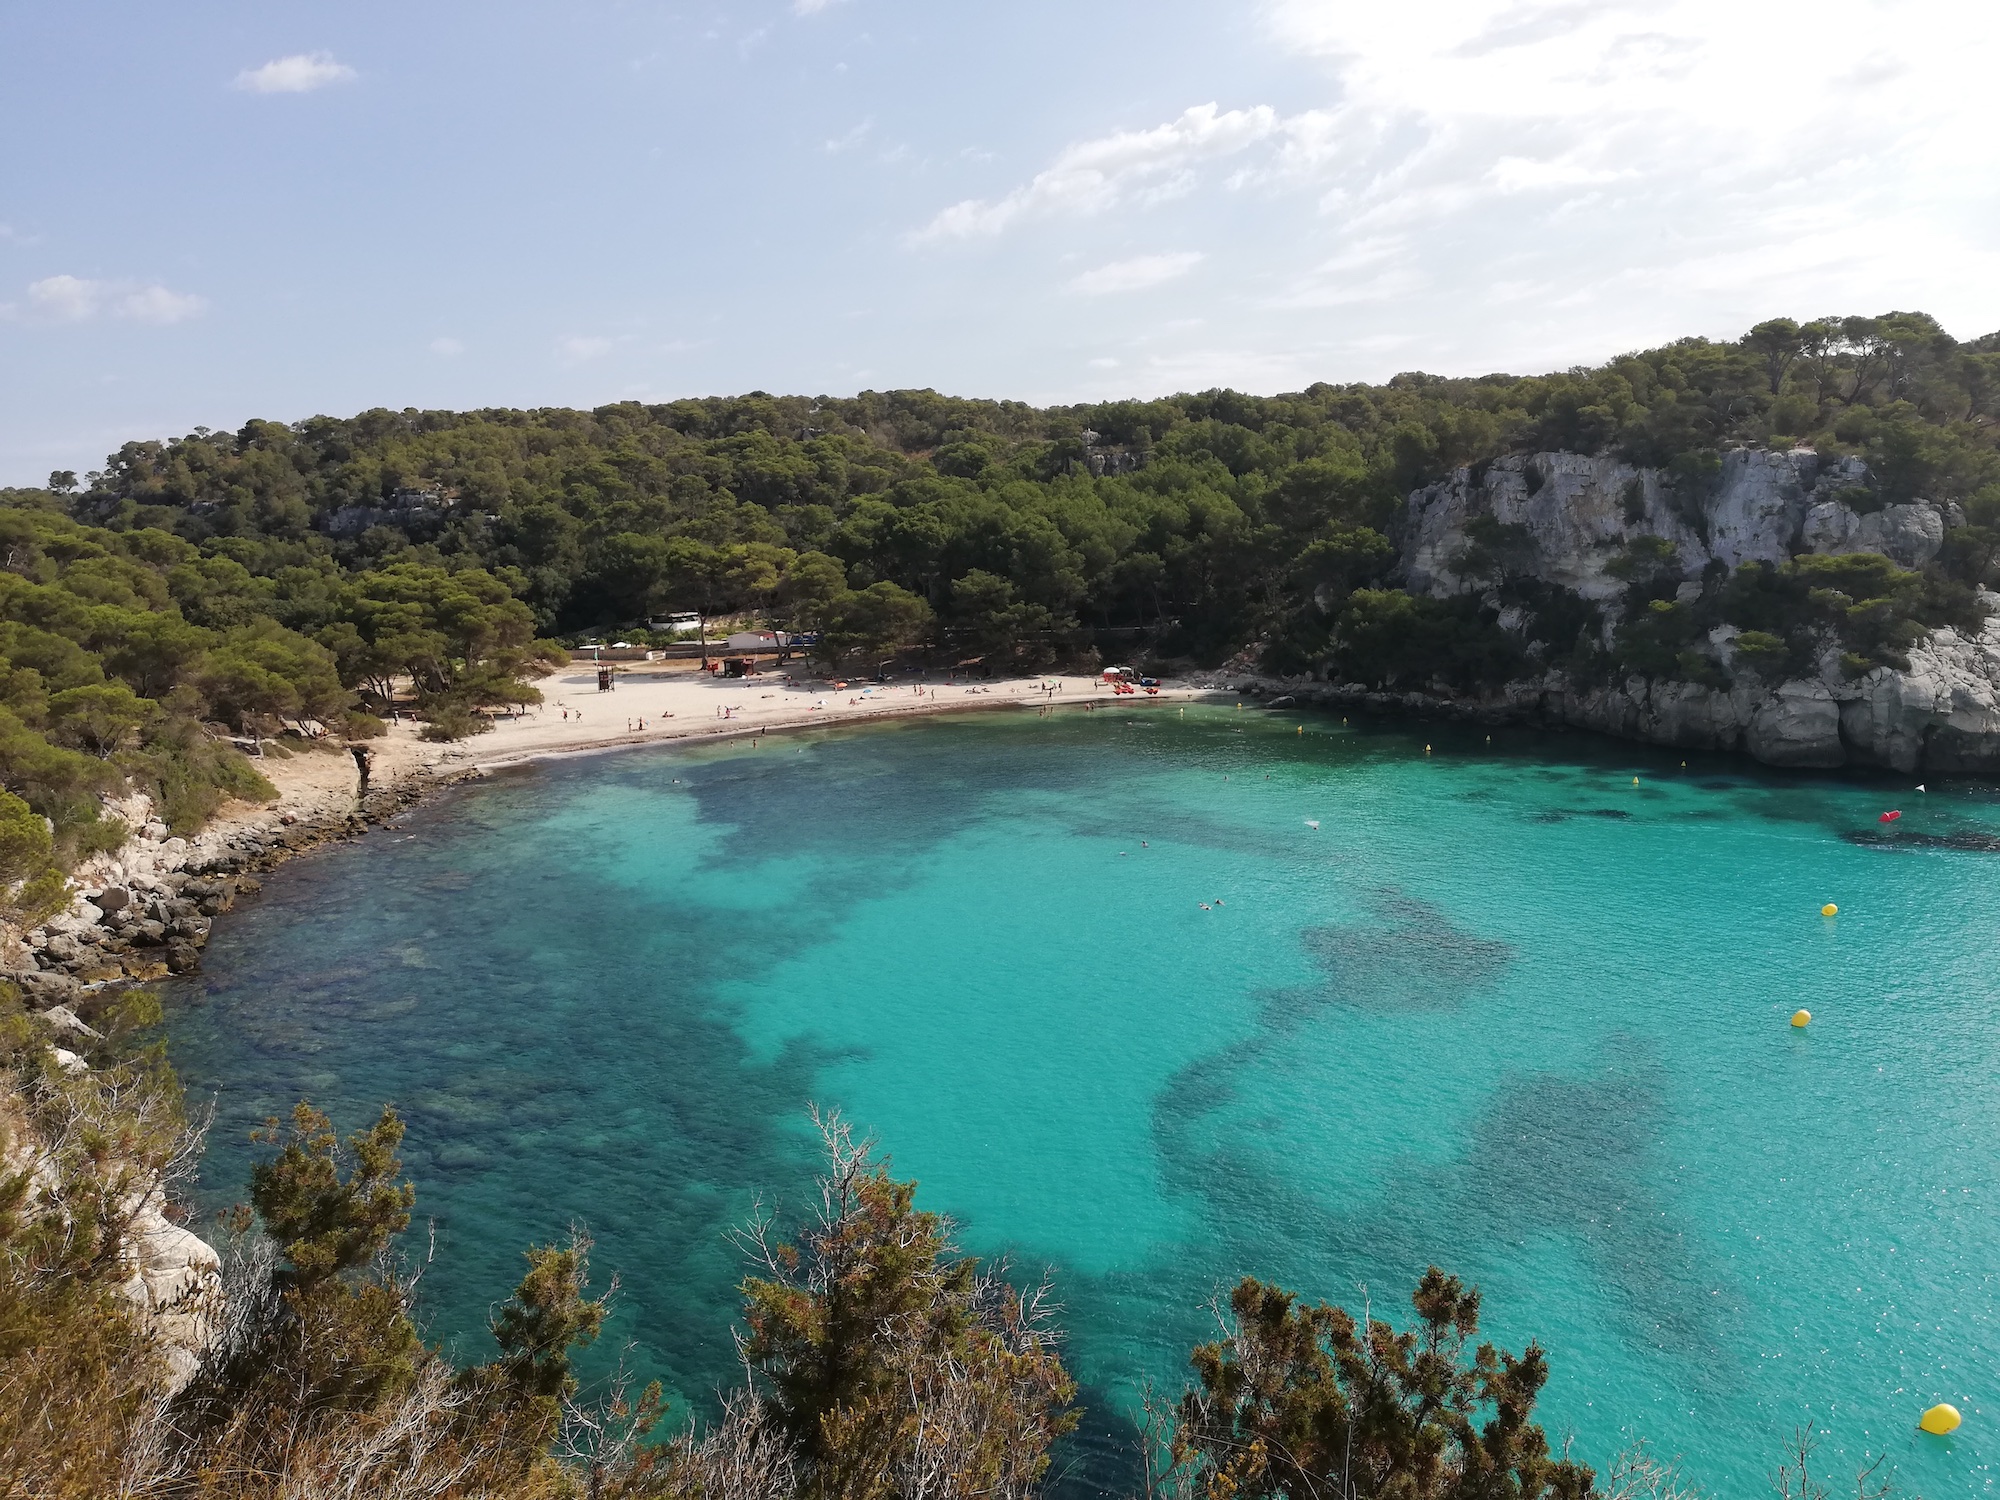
[1295,888,1513,1016]
[1425,1043,1739,1378]
[1842,826,2000,853]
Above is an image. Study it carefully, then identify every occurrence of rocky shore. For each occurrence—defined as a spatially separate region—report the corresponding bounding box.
[1218,630,2000,775]
[3,761,477,1011]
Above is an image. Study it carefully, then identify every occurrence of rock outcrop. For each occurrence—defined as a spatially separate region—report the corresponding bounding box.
[1510,620,2000,772]
[3,763,465,994]
[1384,447,2000,772]
[1402,447,1936,606]
[121,1185,223,1391]
[0,1067,221,1393]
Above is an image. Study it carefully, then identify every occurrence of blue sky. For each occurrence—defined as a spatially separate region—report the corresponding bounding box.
[3,0,1997,485]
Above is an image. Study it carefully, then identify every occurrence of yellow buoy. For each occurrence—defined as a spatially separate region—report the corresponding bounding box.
[1921,1403,1962,1435]
[1425,744,1432,754]
[1821,903,1838,917]
[1297,725,1303,735]
[1632,776,1640,786]
[1791,1009,1811,1028]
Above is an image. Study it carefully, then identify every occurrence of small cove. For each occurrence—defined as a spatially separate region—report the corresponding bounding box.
[168,705,2000,1495]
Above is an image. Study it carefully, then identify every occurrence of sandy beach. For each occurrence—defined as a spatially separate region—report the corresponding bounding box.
[199,663,1204,842]
[461,661,1200,769]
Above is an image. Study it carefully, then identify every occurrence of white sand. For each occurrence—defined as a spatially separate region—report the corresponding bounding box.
[457,661,1198,770]
[190,663,1200,847]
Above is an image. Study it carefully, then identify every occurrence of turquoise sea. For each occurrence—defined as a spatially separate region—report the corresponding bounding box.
[168,705,2000,1495]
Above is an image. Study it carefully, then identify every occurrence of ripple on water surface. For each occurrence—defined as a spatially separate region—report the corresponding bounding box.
[170,708,2000,1495]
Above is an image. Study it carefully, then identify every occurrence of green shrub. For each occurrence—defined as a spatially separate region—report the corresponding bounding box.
[419,708,491,742]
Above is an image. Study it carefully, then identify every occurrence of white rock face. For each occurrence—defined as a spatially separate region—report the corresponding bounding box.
[120,1190,223,1394]
[1405,447,1959,601]
[1705,449,1817,568]
[1747,681,1846,768]
[3,1082,223,1396]
[1405,453,1706,603]
[1801,500,1945,568]
[1396,448,2000,771]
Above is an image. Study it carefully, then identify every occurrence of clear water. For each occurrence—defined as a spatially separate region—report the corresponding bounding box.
[167,707,2000,1496]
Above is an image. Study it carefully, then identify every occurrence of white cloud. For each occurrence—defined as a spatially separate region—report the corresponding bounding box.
[1241,0,2000,336]
[25,275,205,324]
[903,0,2000,389]
[429,337,465,356]
[233,52,356,94]
[27,275,100,320]
[914,104,1279,241]
[558,335,615,363]
[1486,155,1626,194]
[119,285,207,324]
[824,120,872,154]
[1069,251,1204,296]
[793,0,847,14]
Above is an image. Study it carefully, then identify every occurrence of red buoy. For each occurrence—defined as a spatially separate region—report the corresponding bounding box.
[1879,810,1902,822]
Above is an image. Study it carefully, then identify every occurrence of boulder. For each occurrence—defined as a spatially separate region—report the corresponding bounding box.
[10,970,82,1005]
[91,886,131,914]
[40,1004,102,1041]
[121,1197,221,1396]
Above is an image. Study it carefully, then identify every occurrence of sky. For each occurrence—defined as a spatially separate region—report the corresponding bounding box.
[2,0,1997,485]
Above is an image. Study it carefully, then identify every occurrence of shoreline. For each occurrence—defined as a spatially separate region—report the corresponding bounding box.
[461,670,1208,774]
[11,654,1950,1007]
[2,671,1206,1001]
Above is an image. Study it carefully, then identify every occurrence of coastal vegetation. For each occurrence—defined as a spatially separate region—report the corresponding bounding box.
[37,310,2000,690]
[0,497,561,917]
[1,309,1996,907]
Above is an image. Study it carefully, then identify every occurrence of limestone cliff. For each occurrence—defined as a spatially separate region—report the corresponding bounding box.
[1386,448,1999,772]
[1404,448,1954,603]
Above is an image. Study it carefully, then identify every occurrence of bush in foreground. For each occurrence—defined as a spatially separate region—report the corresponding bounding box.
[1,1037,1916,1499]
